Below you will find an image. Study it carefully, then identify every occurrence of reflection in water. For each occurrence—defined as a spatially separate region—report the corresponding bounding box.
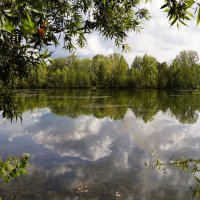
[0,90,200,199]
[9,89,200,123]
[145,154,200,199]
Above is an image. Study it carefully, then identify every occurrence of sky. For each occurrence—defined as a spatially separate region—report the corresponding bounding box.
[49,1,200,65]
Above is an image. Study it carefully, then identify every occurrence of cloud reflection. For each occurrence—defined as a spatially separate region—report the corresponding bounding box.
[1,108,200,199]
[1,108,200,163]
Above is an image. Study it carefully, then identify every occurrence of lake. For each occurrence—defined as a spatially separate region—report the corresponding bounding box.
[0,89,200,200]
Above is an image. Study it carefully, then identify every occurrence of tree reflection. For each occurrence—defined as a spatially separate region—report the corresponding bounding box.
[1,89,199,124]
[0,90,22,122]
[1,89,200,199]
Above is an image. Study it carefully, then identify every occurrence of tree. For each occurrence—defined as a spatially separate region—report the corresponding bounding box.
[130,56,143,88]
[1,0,200,87]
[92,55,112,87]
[174,50,199,68]
[169,50,199,89]
[48,58,69,71]
[157,62,169,88]
[141,55,158,88]
[0,0,150,87]
[111,53,129,88]
[1,1,200,195]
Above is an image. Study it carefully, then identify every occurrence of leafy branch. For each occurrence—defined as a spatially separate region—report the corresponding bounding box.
[161,0,200,27]
[145,152,200,199]
[0,154,30,184]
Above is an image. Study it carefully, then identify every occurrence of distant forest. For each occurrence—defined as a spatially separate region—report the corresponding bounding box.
[14,50,200,89]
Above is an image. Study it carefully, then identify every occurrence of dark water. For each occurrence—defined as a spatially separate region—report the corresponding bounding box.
[0,89,200,200]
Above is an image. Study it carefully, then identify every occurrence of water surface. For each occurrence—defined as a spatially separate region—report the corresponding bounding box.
[0,90,200,199]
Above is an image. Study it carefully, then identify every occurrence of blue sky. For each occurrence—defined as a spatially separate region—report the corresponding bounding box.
[49,1,200,65]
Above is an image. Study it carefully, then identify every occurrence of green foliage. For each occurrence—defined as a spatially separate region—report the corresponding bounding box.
[140,54,158,88]
[0,154,29,200]
[169,50,200,89]
[145,152,200,199]
[112,54,129,87]
[157,62,169,88]
[9,50,200,90]
[0,0,199,88]
[0,0,150,87]
[145,157,200,173]
[2,89,200,124]
[0,154,30,184]
[20,12,37,35]
[0,91,22,121]
[160,0,200,28]
[191,177,200,199]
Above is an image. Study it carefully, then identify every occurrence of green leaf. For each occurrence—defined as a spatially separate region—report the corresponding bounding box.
[170,17,178,26]
[3,9,18,17]
[197,7,200,25]
[145,162,149,167]
[27,0,43,13]
[16,0,25,7]
[160,3,168,9]
[186,11,193,18]
[0,16,5,30]
[3,175,10,183]
[19,168,27,175]
[192,189,197,199]
[195,176,200,183]
[179,19,188,26]
[15,171,21,177]
[20,12,36,34]
[4,19,15,32]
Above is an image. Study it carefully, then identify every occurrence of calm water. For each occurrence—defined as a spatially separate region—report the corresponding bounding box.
[0,89,200,200]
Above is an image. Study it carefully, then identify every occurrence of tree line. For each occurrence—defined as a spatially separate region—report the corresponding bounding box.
[13,50,200,89]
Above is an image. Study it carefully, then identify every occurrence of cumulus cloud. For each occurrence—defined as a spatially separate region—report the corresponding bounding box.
[1,108,200,163]
[0,108,51,142]
[50,1,200,65]
[123,1,200,64]
[76,34,114,57]
[1,108,200,199]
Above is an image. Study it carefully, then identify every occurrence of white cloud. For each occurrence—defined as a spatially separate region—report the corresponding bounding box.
[123,1,200,64]
[50,1,200,65]
[1,107,200,199]
[77,34,114,57]
[2,108,200,163]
